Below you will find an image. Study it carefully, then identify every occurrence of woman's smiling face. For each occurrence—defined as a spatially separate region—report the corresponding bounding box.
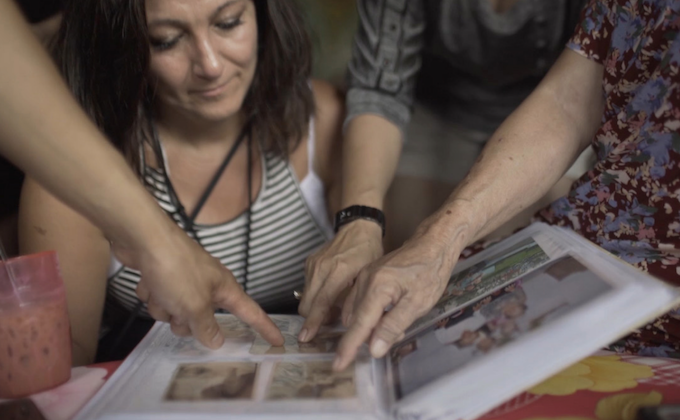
[145,0,258,122]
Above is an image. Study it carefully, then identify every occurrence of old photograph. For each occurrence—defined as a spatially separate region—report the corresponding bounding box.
[266,361,356,400]
[164,362,258,401]
[392,256,612,399]
[410,238,551,331]
[168,316,256,357]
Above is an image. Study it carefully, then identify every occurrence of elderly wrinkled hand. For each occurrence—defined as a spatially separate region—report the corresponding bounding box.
[332,219,469,371]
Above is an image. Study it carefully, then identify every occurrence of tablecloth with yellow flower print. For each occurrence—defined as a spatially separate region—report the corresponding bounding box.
[480,351,680,420]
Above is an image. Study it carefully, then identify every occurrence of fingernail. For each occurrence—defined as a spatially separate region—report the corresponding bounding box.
[298,328,308,342]
[370,339,389,358]
[211,332,225,348]
[333,356,343,371]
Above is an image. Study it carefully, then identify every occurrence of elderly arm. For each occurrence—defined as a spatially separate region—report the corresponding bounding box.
[442,50,604,241]
[334,48,605,370]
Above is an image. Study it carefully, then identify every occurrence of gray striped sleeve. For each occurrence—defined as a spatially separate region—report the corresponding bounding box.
[345,0,426,133]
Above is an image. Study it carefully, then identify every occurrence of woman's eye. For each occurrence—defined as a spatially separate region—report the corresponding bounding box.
[150,35,182,51]
[215,17,243,31]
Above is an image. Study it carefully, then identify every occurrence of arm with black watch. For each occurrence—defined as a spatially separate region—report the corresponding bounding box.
[334,205,386,237]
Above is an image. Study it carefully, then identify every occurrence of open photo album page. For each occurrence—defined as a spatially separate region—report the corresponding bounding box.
[391,256,612,399]
[409,238,552,332]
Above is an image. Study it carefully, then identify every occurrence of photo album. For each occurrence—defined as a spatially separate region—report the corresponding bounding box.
[74,223,680,420]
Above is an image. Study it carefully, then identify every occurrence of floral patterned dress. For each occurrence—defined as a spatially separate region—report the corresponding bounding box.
[536,0,680,357]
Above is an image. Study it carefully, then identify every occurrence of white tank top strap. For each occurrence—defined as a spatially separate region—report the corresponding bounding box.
[307,117,316,173]
[299,117,334,238]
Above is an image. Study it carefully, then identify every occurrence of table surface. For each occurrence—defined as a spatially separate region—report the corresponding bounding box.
[17,351,680,420]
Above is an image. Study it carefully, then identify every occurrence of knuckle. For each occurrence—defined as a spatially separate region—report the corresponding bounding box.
[372,282,401,301]
[401,296,429,318]
[310,306,329,323]
[219,285,246,308]
[367,267,389,284]
[311,262,329,281]
[202,319,220,336]
[378,318,403,340]
[314,290,333,308]
[331,259,350,277]
[351,311,374,330]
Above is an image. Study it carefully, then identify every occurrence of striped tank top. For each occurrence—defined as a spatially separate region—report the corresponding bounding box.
[106,119,333,315]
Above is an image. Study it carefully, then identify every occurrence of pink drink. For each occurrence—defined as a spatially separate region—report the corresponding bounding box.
[0,251,72,398]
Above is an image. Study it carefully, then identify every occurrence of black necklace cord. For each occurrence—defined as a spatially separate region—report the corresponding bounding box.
[188,123,252,223]
[106,118,253,359]
[244,128,253,289]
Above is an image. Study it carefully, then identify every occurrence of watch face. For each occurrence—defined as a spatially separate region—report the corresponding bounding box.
[335,206,385,236]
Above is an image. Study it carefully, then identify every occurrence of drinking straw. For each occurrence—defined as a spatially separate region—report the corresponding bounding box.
[0,238,18,294]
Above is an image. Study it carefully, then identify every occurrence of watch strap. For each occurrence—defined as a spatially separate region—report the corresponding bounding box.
[334,205,386,237]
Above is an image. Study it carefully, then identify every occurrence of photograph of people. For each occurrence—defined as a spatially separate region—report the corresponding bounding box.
[165,362,258,400]
[267,361,356,400]
[390,257,611,399]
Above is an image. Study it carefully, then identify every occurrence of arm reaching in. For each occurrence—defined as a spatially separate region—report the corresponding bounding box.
[298,115,401,341]
[298,0,425,340]
[333,49,606,370]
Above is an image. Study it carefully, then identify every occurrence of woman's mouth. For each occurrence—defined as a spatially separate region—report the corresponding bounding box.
[190,78,233,98]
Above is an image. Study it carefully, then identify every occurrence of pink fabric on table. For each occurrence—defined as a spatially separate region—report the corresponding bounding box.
[2,361,122,420]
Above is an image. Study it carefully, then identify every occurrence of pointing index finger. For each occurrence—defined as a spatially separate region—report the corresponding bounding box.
[333,287,394,371]
[215,283,284,346]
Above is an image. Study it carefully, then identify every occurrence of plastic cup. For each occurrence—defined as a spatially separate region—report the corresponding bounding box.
[0,251,72,398]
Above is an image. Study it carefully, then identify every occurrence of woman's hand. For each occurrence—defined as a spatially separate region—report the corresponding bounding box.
[332,211,473,371]
[297,220,383,343]
[112,220,285,349]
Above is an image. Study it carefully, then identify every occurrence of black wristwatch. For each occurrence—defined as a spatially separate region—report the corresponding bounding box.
[334,205,386,237]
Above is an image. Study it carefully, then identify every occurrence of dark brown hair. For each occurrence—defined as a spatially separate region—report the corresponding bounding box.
[54,0,314,171]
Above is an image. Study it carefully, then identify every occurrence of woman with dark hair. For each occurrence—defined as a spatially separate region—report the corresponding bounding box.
[18,0,344,366]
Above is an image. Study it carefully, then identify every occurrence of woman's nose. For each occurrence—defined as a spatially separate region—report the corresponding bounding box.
[192,36,222,80]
